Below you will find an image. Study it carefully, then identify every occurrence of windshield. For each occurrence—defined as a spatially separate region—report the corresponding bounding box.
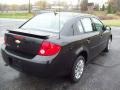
[21,13,69,33]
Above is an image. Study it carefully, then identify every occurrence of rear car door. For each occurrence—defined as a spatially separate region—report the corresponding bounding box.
[80,17,101,59]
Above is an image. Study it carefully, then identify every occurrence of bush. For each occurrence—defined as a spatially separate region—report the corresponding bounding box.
[107,4,113,14]
[99,16,114,20]
[116,12,120,16]
[98,14,119,20]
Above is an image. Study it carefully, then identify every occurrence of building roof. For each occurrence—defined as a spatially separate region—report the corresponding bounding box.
[87,3,94,6]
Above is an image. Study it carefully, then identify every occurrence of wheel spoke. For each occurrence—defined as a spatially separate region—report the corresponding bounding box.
[74,59,84,79]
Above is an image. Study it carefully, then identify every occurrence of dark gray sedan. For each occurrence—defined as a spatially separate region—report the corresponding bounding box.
[1,12,112,83]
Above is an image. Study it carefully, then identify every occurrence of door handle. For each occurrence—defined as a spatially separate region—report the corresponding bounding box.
[100,34,103,38]
[87,39,90,44]
[99,32,103,37]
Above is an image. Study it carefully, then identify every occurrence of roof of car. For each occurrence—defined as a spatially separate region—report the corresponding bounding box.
[39,12,96,18]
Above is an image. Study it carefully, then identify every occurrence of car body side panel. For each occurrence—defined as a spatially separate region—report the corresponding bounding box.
[100,30,111,50]
[48,31,103,71]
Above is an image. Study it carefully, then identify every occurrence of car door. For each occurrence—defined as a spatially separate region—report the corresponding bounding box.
[91,17,109,52]
[80,17,101,60]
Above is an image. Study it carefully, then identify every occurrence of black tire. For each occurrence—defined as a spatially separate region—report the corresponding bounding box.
[70,56,85,83]
[104,39,112,52]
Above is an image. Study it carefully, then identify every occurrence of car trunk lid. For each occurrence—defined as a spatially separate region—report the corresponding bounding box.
[5,29,58,59]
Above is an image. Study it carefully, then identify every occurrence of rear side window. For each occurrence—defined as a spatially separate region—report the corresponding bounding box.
[81,18,93,32]
[77,21,84,33]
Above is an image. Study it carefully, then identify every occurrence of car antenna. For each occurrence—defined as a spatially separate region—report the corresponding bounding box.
[71,0,74,36]
[58,0,61,39]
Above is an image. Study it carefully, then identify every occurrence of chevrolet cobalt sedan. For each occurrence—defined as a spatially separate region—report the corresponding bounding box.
[1,12,112,82]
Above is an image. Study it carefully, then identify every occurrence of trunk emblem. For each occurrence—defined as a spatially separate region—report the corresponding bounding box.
[15,40,21,44]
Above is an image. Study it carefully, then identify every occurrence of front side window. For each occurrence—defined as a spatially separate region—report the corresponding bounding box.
[91,18,103,31]
[81,18,93,32]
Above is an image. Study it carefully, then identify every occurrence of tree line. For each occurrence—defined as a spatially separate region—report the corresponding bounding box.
[0,0,120,13]
[107,0,120,13]
[0,1,68,12]
[0,4,30,12]
[100,0,120,13]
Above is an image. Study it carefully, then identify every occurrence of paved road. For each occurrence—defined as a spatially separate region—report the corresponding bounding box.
[0,19,120,90]
[0,19,26,45]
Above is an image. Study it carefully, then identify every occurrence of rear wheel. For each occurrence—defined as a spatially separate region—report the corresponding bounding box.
[70,56,85,83]
[104,39,112,52]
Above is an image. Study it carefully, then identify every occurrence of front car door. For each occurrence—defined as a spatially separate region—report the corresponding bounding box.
[80,17,102,60]
[91,17,110,52]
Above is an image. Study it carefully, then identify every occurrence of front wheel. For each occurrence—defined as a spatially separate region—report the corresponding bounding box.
[70,56,85,83]
[104,39,112,52]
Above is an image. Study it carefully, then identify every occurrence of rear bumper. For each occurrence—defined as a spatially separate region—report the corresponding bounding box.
[1,45,68,77]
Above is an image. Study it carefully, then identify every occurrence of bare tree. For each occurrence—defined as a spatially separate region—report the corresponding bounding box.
[80,0,88,11]
[77,0,81,10]
[109,0,120,12]
[35,1,48,10]
[29,0,31,13]
[94,4,99,11]
[11,4,18,11]
[20,4,29,11]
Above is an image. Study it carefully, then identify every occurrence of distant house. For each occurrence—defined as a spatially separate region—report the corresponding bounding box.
[51,5,64,10]
[32,6,40,11]
[87,3,94,12]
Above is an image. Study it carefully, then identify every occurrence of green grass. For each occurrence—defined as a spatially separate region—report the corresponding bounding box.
[0,13,34,19]
[0,12,120,27]
[102,20,120,27]
[92,11,107,16]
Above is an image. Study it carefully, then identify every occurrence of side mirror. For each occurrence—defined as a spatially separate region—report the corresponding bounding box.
[102,25,111,31]
[106,26,111,30]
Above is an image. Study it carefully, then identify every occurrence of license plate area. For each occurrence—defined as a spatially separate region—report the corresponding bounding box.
[8,57,23,71]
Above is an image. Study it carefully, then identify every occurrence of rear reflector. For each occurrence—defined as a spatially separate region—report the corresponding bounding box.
[38,41,61,56]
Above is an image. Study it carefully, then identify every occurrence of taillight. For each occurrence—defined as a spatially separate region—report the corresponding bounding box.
[38,41,61,56]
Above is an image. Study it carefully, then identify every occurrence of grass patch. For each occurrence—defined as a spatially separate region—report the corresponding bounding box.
[0,12,34,19]
[102,20,120,27]
[92,11,107,16]
[0,12,120,27]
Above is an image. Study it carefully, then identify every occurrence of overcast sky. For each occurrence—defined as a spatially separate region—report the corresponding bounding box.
[0,0,108,5]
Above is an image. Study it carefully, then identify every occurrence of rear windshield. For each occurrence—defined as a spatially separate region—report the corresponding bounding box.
[21,13,69,33]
